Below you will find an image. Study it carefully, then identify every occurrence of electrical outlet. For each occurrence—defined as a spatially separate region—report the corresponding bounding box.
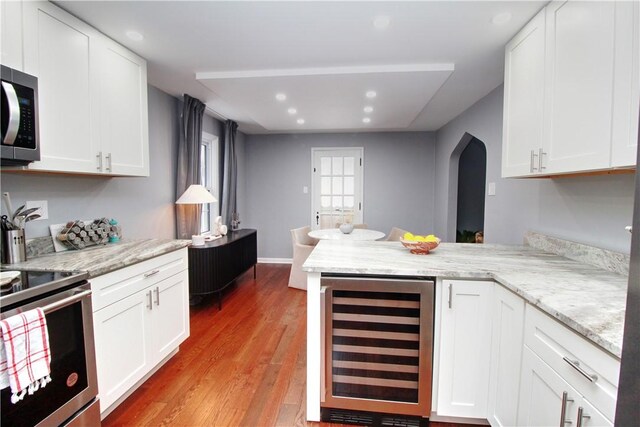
[303,186,308,194]
[25,200,48,220]
[487,182,496,196]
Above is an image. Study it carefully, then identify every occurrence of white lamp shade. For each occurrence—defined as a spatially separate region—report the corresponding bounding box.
[176,184,217,204]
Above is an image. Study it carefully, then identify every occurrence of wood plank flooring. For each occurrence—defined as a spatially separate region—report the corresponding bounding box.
[103,264,480,427]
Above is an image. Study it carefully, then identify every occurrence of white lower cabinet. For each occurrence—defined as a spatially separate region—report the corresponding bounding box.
[436,280,493,418]
[91,248,189,416]
[487,285,525,426]
[518,347,611,427]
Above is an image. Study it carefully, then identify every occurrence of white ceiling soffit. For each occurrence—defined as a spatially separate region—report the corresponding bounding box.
[54,1,547,134]
[196,64,454,131]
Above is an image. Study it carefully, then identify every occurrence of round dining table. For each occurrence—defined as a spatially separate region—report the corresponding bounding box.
[308,228,386,241]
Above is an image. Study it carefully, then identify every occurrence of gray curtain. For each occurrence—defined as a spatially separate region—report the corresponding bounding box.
[221,120,238,226]
[175,94,206,238]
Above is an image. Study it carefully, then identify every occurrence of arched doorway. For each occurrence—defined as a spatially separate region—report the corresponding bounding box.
[446,133,487,243]
[455,138,486,242]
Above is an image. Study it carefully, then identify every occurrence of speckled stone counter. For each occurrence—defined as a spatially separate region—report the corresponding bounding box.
[4,239,191,278]
[303,240,629,358]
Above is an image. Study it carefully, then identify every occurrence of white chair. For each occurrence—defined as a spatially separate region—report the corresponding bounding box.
[288,226,319,290]
[385,227,410,241]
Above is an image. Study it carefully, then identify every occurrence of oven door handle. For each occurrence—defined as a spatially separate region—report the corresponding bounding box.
[43,290,92,314]
[2,81,21,146]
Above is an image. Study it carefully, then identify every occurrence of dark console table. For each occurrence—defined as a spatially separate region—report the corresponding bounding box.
[188,229,257,309]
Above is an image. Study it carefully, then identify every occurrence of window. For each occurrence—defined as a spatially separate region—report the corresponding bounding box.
[199,132,220,233]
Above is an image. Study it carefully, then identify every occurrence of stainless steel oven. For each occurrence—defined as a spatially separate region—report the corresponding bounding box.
[320,275,434,423]
[0,270,100,427]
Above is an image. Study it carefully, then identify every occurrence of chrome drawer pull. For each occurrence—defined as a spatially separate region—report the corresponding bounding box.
[147,290,153,310]
[144,269,160,278]
[154,286,160,306]
[576,407,590,427]
[563,357,598,382]
[560,391,574,426]
[448,283,453,309]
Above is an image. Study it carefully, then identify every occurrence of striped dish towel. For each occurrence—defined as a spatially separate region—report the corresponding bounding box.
[0,308,52,403]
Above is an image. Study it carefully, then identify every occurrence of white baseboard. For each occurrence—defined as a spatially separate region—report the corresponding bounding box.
[258,257,292,264]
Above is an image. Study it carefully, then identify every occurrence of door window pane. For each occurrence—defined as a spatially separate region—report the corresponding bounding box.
[344,196,355,208]
[321,177,331,195]
[321,196,331,208]
[344,177,355,195]
[332,157,343,175]
[344,157,355,175]
[332,177,343,195]
[321,157,332,175]
[332,196,343,208]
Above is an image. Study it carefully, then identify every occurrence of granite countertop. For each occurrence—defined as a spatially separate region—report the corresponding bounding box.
[303,240,629,358]
[5,239,191,278]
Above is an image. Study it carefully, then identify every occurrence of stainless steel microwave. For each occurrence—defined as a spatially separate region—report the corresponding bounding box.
[1,65,40,165]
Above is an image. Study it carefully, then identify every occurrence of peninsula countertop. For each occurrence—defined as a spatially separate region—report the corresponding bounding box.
[5,239,191,278]
[303,240,629,358]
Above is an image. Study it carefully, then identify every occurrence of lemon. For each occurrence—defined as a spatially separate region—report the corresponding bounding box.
[403,232,415,241]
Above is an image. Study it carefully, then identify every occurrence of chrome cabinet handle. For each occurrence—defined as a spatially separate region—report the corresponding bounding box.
[147,290,153,310]
[154,286,160,306]
[560,391,574,426]
[530,150,539,173]
[563,357,598,382]
[105,152,112,172]
[539,148,547,170]
[96,152,103,171]
[144,269,160,278]
[448,283,453,309]
[576,407,590,427]
[2,82,20,145]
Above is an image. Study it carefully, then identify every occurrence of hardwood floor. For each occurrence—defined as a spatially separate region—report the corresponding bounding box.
[103,264,480,427]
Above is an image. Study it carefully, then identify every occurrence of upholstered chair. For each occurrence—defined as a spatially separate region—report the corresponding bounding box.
[385,227,410,241]
[288,226,319,290]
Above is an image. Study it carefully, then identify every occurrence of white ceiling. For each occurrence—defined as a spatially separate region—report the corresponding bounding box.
[55,1,546,134]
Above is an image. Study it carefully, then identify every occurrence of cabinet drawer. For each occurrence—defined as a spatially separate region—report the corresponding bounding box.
[90,248,187,312]
[523,304,619,421]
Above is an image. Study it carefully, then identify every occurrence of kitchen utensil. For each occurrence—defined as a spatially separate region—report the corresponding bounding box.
[13,207,40,228]
[2,193,14,220]
[1,216,15,231]
[25,214,41,223]
[11,204,25,220]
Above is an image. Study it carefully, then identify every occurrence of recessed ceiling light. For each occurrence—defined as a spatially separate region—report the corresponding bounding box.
[288,108,297,115]
[362,117,371,124]
[492,12,512,25]
[126,30,144,41]
[363,106,374,113]
[297,118,305,125]
[373,16,391,30]
[275,93,287,101]
[365,90,377,99]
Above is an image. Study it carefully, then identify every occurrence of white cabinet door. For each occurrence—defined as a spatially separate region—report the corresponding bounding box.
[150,270,190,362]
[518,346,579,426]
[610,0,640,168]
[543,0,616,173]
[579,398,613,427]
[502,9,546,178]
[487,285,525,426]
[1,0,23,70]
[98,38,149,176]
[436,280,493,418]
[93,288,153,412]
[22,1,101,174]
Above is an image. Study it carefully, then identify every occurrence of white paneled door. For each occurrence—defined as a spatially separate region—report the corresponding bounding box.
[311,148,363,230]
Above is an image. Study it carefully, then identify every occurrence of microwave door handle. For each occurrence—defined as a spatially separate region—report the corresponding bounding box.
[1,82,21,146]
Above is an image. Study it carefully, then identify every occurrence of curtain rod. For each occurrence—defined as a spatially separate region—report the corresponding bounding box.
[180,93,229,122]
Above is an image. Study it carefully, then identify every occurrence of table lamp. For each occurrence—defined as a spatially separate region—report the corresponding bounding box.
[176,184,217,245]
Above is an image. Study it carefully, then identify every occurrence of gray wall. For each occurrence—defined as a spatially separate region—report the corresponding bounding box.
[435,85,635,254]
[244,132,436,259]
[1,86,181,240]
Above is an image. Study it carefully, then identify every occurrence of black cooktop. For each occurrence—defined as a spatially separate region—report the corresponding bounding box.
[0,269,89,308]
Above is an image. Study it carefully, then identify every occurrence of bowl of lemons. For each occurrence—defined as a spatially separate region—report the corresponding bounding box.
[400,232,441,255]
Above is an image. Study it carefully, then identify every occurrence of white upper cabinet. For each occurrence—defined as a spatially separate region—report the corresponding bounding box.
[502,0,639,177]
[7,1,149,176]
[97,38,149,176]
[22,1,101,174]
[1,0,24,70]
[502,9,546,177]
